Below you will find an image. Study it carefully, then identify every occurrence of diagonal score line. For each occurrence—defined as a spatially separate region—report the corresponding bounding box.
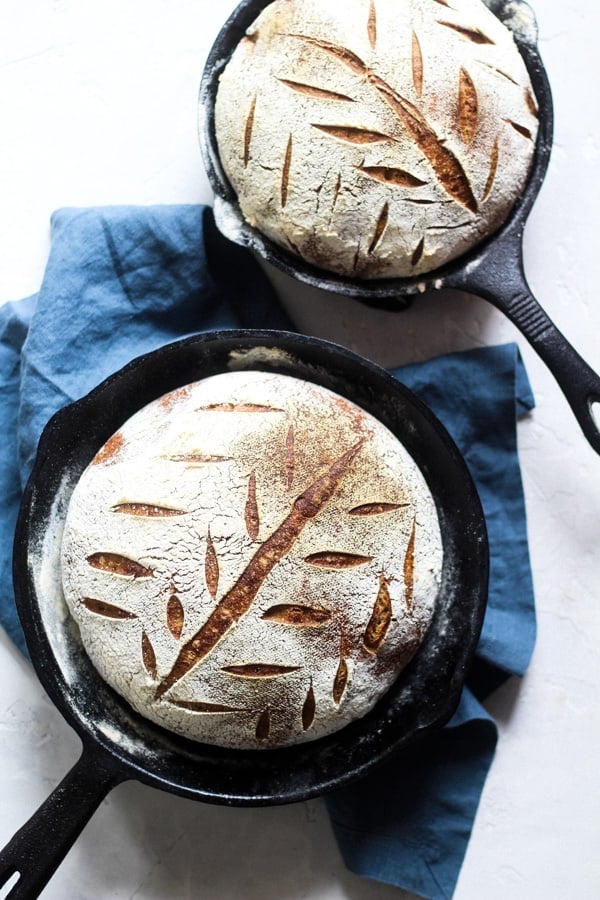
[155,439,367,699]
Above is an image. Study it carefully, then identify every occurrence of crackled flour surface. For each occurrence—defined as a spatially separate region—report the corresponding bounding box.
[61,372,443,748]
[214,0,538,278]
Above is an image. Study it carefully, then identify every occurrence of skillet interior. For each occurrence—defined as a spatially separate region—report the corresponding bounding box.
[198,0,552,303]
[14,330,488,805]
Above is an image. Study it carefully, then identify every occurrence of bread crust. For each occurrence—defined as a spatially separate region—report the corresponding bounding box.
[61,371,442,748]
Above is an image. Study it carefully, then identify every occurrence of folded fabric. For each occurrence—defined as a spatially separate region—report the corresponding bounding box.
[0,205,536,900]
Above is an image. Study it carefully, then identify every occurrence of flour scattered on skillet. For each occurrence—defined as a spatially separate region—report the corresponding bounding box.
[213,0,539,278]
[60,371,443,749]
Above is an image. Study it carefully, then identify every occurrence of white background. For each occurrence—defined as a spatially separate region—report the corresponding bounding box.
[0,1,599,898]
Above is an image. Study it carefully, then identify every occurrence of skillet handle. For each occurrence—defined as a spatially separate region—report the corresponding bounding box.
[449,243,600,455]
[0,743,125,899]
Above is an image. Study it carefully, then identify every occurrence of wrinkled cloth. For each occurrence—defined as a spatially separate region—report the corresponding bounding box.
[0,205,536,900]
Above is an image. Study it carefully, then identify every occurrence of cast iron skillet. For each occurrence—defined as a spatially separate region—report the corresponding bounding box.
[0,331,488,899]
[199,0,600,454]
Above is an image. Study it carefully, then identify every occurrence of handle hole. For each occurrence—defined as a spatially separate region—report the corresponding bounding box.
[0,872,21,899]
[590,400,600,434]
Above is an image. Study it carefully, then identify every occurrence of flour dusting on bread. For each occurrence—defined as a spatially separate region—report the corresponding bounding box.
[61,371,443,748]
[214,0,538,278]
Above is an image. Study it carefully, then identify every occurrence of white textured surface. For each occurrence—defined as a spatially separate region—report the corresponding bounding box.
[0,1,599,898]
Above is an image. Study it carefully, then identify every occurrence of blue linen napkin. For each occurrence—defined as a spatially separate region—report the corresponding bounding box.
[0,205,536,900]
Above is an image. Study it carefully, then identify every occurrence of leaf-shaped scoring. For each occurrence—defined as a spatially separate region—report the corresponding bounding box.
[169,699,247,714]
[363,574,392,654]
[245,471,260,541]
[244,95,257,167]
[110,503,185,517]
[311,124,395,145]
[198,403,284,413]
[80,597,137,620]
[302,681,316,730]
[367,0,377,49]
[482,136,499,202]
[404,519,417,611]
[505,119,533,140]
[261,604,332,626]
[205,530,219,598]
[332,655,348,704]
[357,166,427,188]
[412,236,425,267]
[458,68,478,145]
[221,663,302,678]
[304,551,373,568]
[412,31,423,97]
[436,21,495,45]
[283,33,368,76]
[167,593,185,639]
[86,553,153,579]
[368,202,389,255]
[282,135,293,207]
[525,87,538,117]
[348,501,408,516]
[167,453,232,465]
[277,78,354,102]
[142,631,158,680]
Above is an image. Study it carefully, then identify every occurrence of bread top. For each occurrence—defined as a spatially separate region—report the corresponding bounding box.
[214,0,538,279]
[61,371,442,749]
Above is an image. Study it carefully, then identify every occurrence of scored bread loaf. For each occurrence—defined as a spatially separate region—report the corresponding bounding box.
[61,371,443,749]
[214,0,538,278]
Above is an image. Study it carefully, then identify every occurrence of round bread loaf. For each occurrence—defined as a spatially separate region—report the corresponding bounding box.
[213,0,539,278]
[61,371,442,749]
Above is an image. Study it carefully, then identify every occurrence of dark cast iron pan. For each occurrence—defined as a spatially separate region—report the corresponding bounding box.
[0,330,488,898]
[199,0,600,454]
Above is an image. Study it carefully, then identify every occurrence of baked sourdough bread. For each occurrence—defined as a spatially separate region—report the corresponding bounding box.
[214,0,538,278]
[61,371,443,749]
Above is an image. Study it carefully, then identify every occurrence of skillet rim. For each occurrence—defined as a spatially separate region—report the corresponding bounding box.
[13,329,489,805]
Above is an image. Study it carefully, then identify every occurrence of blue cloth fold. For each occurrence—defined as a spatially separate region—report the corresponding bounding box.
[0,205,536,900]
